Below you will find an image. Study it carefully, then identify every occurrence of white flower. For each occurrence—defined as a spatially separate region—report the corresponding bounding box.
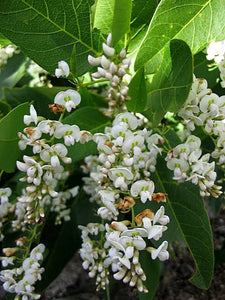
[38,120,61,136]
[0,188,12,204]
[130,180,155,203]
[17,156,43,186]
[54,124,80,146]
[148,241,169,261]
[40,143,71,167]
[55,60,70,78]
[54,89,81,112]
[142,217,167,240]
[108,167,133,191]
[113,113,138,130]
[153,206,170,225]
[24,105,38,125]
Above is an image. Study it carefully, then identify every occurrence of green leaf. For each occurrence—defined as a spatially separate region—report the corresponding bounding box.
[94,0,132,44]
[128,0,159,54]
[135,0,225,70]
[0,102,29,172]
[139,252,161,300]
[0,53,28,99]
[0,33,11,46]
[0,0,102,75]
[194,51,220,89]
[126,67,147,112]
[145,39,193,125]
[0,100,10,115]
[152,157,214,289]
[63,106,110,132]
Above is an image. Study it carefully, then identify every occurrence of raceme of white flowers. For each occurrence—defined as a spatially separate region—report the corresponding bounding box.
[88,33,131,116]
[0,44,18,69]
[80,112,169,292]
[178,75,225,171]
[206,39,225,88]
[165,135,222,198]
[0,187,14,241]
[0,65,88,299]
[0,243,45,300]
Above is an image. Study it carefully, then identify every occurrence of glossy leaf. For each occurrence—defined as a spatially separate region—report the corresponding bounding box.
[0,53,28,99]
[94,0,132,44]
[151,156,214,289]
[63,106,110,132]
[139,252,161,300]
[0,0,102,75]
[145,39,193,125]
[0,102,29,172]
[135,0,225,70]
[0,33,11,46]
[126,67,147,112]
[128,0,159,54]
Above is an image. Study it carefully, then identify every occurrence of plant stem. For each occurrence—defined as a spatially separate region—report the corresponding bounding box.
[106,283,111,300]
[0,170,4,181]
[82,78,108,87]
[131,207,136,228]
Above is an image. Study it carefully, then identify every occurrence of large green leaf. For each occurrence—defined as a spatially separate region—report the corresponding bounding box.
[94,0,132,44]
[126,67,147,112]
[151,156,214,290]
[0,53,28,99]
[0,102,29,172]
[135,0,225,70]
[0,0,102,75]
[128,0,159,54]
[145,39,193,125]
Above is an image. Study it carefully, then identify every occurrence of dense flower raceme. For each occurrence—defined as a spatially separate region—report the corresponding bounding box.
[15,102,88,228]
[0,243,45,300]
[0,188,15,241]
[0,44,18,69]
[206,39,225,88]
[80,112,169,292]
[165,135,222,197]
[178,75,225,170]
[88,33,131,116]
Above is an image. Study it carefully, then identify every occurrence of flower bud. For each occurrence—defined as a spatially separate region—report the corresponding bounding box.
[103,43,115,56]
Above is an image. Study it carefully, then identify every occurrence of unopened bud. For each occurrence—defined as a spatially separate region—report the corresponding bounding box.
[120,48,126,58]
[103,43,115,56]
[88,55,101,66]
[106,33,112,46]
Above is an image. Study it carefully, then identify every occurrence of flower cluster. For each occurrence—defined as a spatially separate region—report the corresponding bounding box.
[14,103,88,227]
[166,135,222,197]
[0,243,45,300]
[178,75,225,170]
[0,188,14,240]
[80,112,169,292]
[88,33,131,116]
[206,39,225,88]
[0,44,18,69]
